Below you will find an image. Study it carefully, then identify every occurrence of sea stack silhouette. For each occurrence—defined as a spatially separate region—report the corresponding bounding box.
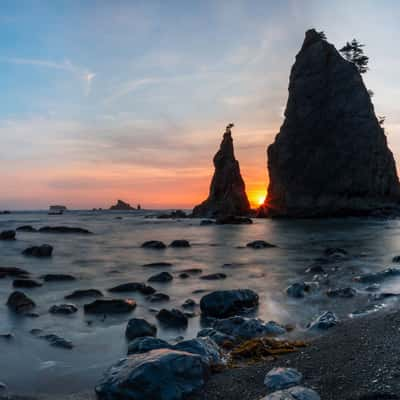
[193,124,250,218]
[260,29,400,217]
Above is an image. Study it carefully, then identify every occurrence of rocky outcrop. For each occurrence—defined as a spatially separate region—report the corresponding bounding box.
[260,29,400,217]
[193,124,250,218]
[109,200,135,210]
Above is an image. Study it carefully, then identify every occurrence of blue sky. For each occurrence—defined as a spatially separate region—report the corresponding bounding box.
[1,0,400,209]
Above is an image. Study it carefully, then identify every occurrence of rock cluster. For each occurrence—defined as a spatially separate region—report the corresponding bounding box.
[260,29,400,217]
[193,124,250,218]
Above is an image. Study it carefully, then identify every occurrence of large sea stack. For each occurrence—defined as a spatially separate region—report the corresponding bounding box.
[260,29,400,217]
[193,124,250,218]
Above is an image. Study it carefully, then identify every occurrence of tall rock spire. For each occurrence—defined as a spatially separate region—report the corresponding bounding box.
[260,29,400,217]
[193,124,250,218]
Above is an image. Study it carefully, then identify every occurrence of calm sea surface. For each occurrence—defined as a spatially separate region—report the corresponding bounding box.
[1,210,400,395]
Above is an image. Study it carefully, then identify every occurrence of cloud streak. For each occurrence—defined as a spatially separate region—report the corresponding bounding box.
[1,57,95,95]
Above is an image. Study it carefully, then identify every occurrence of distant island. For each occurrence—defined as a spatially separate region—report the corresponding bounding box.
[109,200,141,211]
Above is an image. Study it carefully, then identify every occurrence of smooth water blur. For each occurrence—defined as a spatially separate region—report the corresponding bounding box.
[1,210,400,396]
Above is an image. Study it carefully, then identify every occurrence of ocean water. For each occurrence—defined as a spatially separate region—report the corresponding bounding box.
[1,210,400,396]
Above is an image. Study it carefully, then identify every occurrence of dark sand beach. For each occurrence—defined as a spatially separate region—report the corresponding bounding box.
[190,309,400,400]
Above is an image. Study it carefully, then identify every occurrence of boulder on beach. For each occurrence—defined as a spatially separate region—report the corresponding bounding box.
[262,386,321,400]
[308,311,339,330]
[264,367,303,391]
[108,282,156,295]
[200,289,259,318]
[353,268,400,283]
[109,200,135,210]
[7,291,35,313]
[326,287,356,298]
[156,308,188,328]
[148,271,173,283]
[95,349,208,400]
[22,244,53,257]
[84,299,136,314]
[49,304,78,315]
[192,124,250,218]
[0,230,16,240]
[141,240,166,249]
[127,337,172,355]
[286,282,318,298]
[259,29,400,217]
[197,328,235,346]
[125,318,157,341]
[38,226,92,234]
[173,337,222,366]
[65,289,104,299]
[212,316,286,339]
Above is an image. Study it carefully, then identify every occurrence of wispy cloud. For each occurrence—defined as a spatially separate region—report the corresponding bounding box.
[1,57,95,95]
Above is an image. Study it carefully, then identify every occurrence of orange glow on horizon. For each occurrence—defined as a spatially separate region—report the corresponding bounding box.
[247,188,267,209]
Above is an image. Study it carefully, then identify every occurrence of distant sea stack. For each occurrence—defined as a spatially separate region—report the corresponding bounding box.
[260,29,400,217]
[109,200,135,211]
[192,124,250,218]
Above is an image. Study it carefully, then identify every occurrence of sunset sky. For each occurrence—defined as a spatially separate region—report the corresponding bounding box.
[1,0,400,210]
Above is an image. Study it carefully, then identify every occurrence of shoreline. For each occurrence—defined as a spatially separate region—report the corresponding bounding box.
[189,308,400,400]
[2,308,399,400]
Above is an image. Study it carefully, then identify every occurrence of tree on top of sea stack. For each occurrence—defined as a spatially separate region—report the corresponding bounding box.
[192,124,250,218]
[259,29,400,217]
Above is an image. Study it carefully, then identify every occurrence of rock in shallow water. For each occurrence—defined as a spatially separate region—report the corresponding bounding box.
[41,274,76,282]
[22,244,53,257]
[125,318,157,341]
[200,273,227,280]
[109,282,156,295]
[95,349,208,400]
[65,289,103,299]
[0,230,16,240]
[127,336,172,355]
[148,271,173,283]
[156,309,188,328]
[264,367,303,391]
[7,291,35,314]
[0,267,29,278]
[141,240,166,249]
[170,240,190,248]
[84,299,136,314]
[246,240,276,249]
[38,226,92,234]
[49,304,78,315]
[13,279,42,288]
[200,289,259,318]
